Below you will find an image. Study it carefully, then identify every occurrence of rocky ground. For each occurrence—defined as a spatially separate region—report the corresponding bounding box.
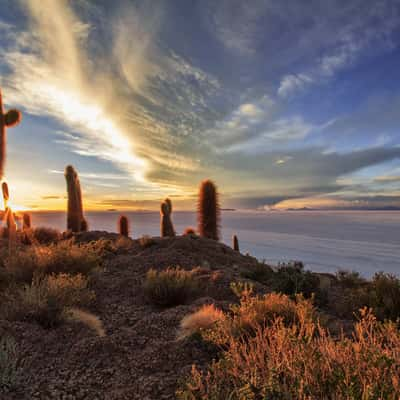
[0,233,271,400]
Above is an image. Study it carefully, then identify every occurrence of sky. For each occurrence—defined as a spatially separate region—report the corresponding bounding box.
[1,0,400,211]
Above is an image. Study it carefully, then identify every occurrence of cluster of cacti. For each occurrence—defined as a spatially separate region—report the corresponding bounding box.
[160,198,175,237]
[64,165,87,232]
[198,179,220,240]
[119,215,129,237]
[0,88,22,180]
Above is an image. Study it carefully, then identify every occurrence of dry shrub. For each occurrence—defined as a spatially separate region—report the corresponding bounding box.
[67,308,105,337]
[144,267,201,307]
[31,227,61,244]
[178,302,400,399]
[178,304,225,339]
[139,235,155,248]
[1,274,95,328]
[2,242,101,284]
[336,269,366,288]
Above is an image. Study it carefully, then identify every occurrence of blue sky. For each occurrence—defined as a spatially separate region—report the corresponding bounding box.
[1,0,400,210]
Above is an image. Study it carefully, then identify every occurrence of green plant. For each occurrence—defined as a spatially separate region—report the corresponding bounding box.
[198,180,220,240]
[240,263,272,283]
[271,261,320,299]
[336,269,366,288]
[0,336,18,389]
[160,198,175,237]
[144,267,201,307]
[118,215,129,237]
[0,88,22,179]
[64,165,85,232]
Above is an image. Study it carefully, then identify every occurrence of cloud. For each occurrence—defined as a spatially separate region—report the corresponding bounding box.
[373,176,400,184]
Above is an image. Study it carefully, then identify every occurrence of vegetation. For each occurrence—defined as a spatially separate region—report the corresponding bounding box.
[232,234,239,251]
[1,273,95,328]
[119,215,129,237]
[198,180,220,240]
[64,165,86,232]
[183,227,196,235]
[178,293,400,400]
[160,198,175,237]
[0,88,22,179]
[143,267,201,307]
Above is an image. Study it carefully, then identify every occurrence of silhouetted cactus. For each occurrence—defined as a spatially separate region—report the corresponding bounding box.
[81,218,88,232]
[119,215,129,237]
[198,179,220,240]
[160,198,175,237]
[233,234,239,251]
[0,88,22,179]
[23,213,32,230]
[2,181,9,209]
[65,165,85,232]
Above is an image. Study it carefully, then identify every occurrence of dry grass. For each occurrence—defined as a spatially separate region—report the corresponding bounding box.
[67,308,106,337]
[178,293,400,399]
[139,235,156,248]
[178,304,225,340]
[31,227,61,244]
[1,242,101,285]
[144,267,202,307]
[1,274,95,328]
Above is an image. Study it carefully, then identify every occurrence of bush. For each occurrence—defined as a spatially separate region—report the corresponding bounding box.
[0,336,18,390]
[331,272,400,321]
[240,263,272,282]
[271,262,320,299]
[178,306,400,399]
[368,272,400,321]
[144,267,201,307]
[204,291,316,345]
[2,242,101,284]
[178,304,225,339]
[32,227,61,244]
[336,269,366,288]
[139,235,155,248]
[1,274,95,328]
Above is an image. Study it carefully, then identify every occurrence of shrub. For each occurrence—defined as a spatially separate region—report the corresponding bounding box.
[67,308,105,337]
[139,235,155,248]
[3,242,101,284]
[178,307,400,399]
[178,304,225,339]
[336,269,366,288]
[32,227,61,244]
[0,336,18,389]
[240,263,272,283]
[144,267,201,307]
[368,272,400,321]
[1,274,95,328]
[271,261,321,300]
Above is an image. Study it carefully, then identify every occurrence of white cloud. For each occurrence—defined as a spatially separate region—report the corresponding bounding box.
[277,74,314,98]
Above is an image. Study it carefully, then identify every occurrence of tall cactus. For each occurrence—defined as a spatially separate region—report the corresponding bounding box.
[0,88,22,180]
[198,179,220,240]
[160,198,175,237]
[119,215,129,237]
[2,181,9,209]
[64,165,85,232]
[232,234,239,251]
[2,181,16,249]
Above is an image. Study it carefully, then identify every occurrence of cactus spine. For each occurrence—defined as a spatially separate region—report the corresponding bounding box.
[233,234,239,251]
[64,165,85,232]
[0,88,22,180]
[160,198,175,237]
[198,179,220,240]
[119,215,129,237]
